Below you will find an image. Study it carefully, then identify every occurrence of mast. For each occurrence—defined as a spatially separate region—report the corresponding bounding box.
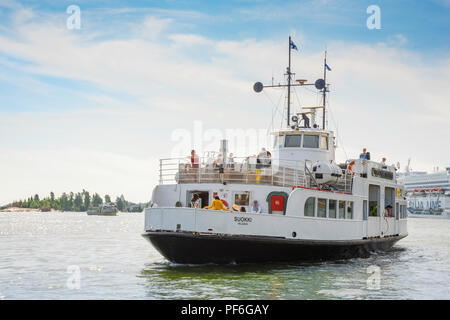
[322,50,327,130]
[287,36,292,127]
[253,37,327,130]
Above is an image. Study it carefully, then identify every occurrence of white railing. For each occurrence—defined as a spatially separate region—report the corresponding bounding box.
[159,156,307,187]
[159,156,353,193]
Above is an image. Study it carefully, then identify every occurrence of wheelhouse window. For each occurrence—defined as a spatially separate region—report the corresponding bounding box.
[346,201,353,219]
[338,200,345,219]
[329,200,337,218]
[304,197,315,217]
[285,135,301,148]
[303,135,319,148]
[318,198,327,217]
[321,135,329,150]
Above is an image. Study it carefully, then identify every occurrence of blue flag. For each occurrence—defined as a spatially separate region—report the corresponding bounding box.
[290,39,298,51]
[325,63,331,71]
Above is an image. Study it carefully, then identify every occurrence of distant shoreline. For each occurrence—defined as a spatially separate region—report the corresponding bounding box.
[1,207,66,213]
[0,207,141,213]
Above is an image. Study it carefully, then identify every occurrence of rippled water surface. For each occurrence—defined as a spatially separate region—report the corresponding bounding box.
[0,212,448,299]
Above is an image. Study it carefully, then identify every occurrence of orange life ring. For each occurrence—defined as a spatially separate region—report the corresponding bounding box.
[221,199,229,208]
[348,161,356,174]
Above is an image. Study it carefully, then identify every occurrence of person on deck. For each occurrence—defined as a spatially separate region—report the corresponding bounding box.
[190,194,200,208]
[227,153,235,169]
[204,196,229,211]
[381,157,387,166]
[190,150,199,168]
[257,148,270,168]
[359,148,369,160]
[251,200,262,213]
[213,153,223,168]
[385,205,393,217]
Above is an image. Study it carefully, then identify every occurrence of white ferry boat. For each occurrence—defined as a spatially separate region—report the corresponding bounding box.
[398,165,450,218]
[143,37,408,264]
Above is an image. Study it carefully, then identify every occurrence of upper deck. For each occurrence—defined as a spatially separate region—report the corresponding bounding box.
[159,156,354,193]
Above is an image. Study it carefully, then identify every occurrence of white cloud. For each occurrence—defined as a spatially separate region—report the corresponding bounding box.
[387,34,408,46]
[140,16,172,39]
[168,33,211,46]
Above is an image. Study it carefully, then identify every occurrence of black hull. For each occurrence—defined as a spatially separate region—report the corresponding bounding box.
[142,231,406,264]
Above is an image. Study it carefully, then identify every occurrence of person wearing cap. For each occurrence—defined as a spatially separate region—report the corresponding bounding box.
[232,204,239,211]
[204,196,229,211]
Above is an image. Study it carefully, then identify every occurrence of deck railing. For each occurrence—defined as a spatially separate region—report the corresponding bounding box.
[159,156,353,193]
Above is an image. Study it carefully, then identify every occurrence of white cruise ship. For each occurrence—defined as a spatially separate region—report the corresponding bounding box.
[398,166,450,218]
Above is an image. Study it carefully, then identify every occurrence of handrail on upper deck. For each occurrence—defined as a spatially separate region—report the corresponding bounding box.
[157,156,353,193]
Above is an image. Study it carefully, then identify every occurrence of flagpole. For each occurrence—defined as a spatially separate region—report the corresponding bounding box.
[287,36,292,127]
[322,50,327,130]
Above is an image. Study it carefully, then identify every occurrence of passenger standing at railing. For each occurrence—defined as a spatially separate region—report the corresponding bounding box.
[251,200,261,213]
[190,194,200,208]
[190,150,199,168]
[227,153,235,169]
[257,148,271,168]
[213,153,223,168]
[384,205,393,217]
[359,148,369,160]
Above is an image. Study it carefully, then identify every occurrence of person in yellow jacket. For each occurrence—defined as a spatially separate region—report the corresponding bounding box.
[204,196,229,211]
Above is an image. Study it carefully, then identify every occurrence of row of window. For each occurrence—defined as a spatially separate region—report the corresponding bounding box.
[274,134,329,150]
[367,201,408,219]
[304,197,353,219]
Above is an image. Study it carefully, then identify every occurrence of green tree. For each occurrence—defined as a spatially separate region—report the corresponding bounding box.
[30,200,39,209]
[105,194,111,203]
[74,193,83,211]
[82,189,90,210]
[50,192,55,207]
[92,193,103,207]
[115,197,125,212]
[69,192,74,211]
[60,192,69,211]
[53,199,61,210]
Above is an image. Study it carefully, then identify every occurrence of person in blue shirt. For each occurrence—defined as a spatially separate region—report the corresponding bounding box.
[360,148,369,160]
[251,200,262,213]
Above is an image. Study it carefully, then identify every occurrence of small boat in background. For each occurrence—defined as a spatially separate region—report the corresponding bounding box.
[87,203,118,216]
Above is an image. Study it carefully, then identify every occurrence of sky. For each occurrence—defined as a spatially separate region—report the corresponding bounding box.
[0,0,449,204]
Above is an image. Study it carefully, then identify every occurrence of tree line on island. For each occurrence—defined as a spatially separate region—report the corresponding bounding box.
[3,190,146,212]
